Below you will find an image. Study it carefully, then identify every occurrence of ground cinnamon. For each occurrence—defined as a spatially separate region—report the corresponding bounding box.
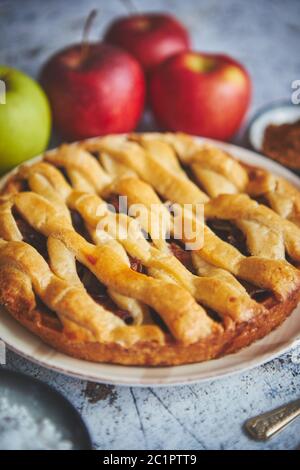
[262,119,300,170]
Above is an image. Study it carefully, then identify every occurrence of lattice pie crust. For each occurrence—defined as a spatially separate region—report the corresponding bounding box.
[1,133,300,365]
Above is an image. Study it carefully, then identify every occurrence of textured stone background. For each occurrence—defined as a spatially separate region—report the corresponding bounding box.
[1,0,300,450]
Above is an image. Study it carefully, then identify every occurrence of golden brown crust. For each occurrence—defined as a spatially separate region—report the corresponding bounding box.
[1,132,300,366]
[3,284,299,366]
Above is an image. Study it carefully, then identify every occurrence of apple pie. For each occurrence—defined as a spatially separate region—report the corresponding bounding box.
[1,133,300,366]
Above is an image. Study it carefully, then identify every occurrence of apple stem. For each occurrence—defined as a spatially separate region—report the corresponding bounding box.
[81,9,97,62]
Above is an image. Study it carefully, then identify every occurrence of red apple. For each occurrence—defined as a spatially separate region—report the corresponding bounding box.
[149,51,251,140]
[40,43,145,141]
[104,13,190,74]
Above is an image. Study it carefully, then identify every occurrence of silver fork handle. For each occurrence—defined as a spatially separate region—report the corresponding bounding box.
[245,399,300,440]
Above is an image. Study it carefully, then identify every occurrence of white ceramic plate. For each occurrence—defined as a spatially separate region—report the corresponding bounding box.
[1,138,300,386]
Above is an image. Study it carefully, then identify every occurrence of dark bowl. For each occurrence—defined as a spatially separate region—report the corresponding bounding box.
[0,368,92,450]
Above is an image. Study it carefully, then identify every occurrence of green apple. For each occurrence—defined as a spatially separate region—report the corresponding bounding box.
[0,66,52,174]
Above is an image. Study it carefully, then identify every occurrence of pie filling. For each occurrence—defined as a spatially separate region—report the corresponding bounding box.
[207,218,249,256]
[168,239,196,274]
[35,298,63,331]
[76,262,134,324]
[12,196,274,335]
[70,210,93,242]
[13,207,141,326]
[207,217,274,304]
[14,209,49,261]
[106,194,122,213]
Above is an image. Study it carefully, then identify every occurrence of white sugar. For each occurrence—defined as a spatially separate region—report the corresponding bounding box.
[0,396,73,450]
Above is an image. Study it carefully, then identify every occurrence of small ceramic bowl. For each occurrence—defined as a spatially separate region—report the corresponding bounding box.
[247,100,300,153]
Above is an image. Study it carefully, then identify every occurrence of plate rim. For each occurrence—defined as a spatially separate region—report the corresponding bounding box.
[1,135,300,386]
[4,325,300,387]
